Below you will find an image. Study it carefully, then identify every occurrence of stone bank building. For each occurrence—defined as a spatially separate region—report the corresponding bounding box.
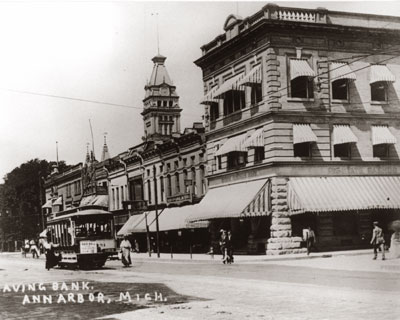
[189,4,400,254]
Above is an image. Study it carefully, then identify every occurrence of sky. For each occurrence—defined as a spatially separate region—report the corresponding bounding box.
[1,0,400,182]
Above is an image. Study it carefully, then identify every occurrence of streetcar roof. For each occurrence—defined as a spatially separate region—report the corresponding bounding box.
[48,208,112,223]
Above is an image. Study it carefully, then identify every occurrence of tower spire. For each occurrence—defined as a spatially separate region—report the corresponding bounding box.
[101,132,110,161]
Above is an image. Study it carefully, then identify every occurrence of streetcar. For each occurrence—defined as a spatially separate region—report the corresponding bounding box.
[46,205,117,269]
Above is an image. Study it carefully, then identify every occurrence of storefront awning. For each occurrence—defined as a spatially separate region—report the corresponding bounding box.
[370,65,395,84]
[42,199,53,209]
[80,195,108,208]
[372,126,397,145]
[215,132,249,156]
[117,206,209,236]
[200,86,220,105]
[332,125,358,145]
[117,213,149,236]
[243,128,264,148]
[288,176,400,214]
[149,205,209,232]
[293,124,318,144]
[187,179,270,222]
[213,73,245,98]
[290,59,316,81]
[237,65,262,86]
[330,62,357,81]
[53,196,63,206]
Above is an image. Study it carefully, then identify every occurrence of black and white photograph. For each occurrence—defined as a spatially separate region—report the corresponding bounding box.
[1,1,400,319]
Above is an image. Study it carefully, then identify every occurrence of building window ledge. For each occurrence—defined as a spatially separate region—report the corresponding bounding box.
[287,98,315,103]
[331,99,350,104]
[370,100,389,106]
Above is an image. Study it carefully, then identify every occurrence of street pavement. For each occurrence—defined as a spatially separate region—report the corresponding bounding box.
[0,251,399,320]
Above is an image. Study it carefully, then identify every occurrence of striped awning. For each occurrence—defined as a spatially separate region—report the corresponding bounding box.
[370,65,395,84]
[330,62,357,82]
[213,73,245,98]
[53,196,63,206]
[149,206,209,232]
[117,206,209,236]
[288,176,400,214]
[237,65,262,86]
[200,86,220,105]
[293,124,318,144]
[332,125,358,145]
[117,212,155,236]
[243,128,264,148]
[187,179,270,222]
[42,199,53,209]
[215,132,249,156]
[290,59,316,81]
[372,126,397,145]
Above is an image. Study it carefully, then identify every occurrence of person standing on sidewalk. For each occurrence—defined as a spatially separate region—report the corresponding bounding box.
[219,229,228,264]
[371,221,385,260]
[120,236,132,267]
[305,226,316,256]
[226,231,234,264]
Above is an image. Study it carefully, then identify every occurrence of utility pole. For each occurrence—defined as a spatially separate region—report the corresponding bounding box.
[153,165,160,258]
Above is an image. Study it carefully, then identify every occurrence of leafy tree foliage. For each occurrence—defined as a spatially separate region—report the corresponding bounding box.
[0,159,68,244]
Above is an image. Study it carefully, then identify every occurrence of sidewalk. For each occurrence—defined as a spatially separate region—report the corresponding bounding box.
[127,248,371,263]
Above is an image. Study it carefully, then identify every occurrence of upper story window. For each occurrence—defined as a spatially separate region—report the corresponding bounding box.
[330,62,357,101]
[292,124,317,158]
[223,91,245,115]
[174,160,179,170]
[66,184,71,198]
[213,73,245,116]
[332,125,358,159]
[370,65,395,103]
[372,125,397,158]
[209,103,219,121]
[237,65,263,106]
[200,85,219,121]
[227,151,247,170]
[289,59,316,99]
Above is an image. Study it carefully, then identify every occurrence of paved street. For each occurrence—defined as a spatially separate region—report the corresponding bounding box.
[1,252,400,319]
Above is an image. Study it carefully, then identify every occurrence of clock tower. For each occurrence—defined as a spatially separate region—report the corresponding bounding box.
[142,54,182,140]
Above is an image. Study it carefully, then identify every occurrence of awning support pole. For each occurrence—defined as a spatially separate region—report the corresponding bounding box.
[153,166,160,258]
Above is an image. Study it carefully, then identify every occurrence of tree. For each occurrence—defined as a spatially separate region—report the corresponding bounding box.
[0,159,68,243]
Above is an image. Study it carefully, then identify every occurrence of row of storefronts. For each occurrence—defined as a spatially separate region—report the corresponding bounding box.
[44,4,400,255]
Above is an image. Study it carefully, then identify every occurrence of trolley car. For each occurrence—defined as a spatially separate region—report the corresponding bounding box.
[46,206,117,269]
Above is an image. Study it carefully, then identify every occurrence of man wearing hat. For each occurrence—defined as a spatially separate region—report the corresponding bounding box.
[370,221,385,260]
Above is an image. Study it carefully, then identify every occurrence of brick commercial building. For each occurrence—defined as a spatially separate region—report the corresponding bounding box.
[190,4,400,254]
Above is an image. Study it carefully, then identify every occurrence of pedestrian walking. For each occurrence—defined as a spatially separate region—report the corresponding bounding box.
[226,230,234,264]
[304,226,316,255]
[45,242,61,270]
[120,236,132,267]
[371,221,385,260]
[219,229,228,264]
[23,239,30,258]
[30,239,40,258]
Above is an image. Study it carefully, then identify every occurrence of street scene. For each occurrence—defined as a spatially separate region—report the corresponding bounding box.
[1,250,400,319]
[2,1,400,319]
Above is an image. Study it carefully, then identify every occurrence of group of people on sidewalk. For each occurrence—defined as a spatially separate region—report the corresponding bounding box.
[219,229,234,264]
[22,239,41,258]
